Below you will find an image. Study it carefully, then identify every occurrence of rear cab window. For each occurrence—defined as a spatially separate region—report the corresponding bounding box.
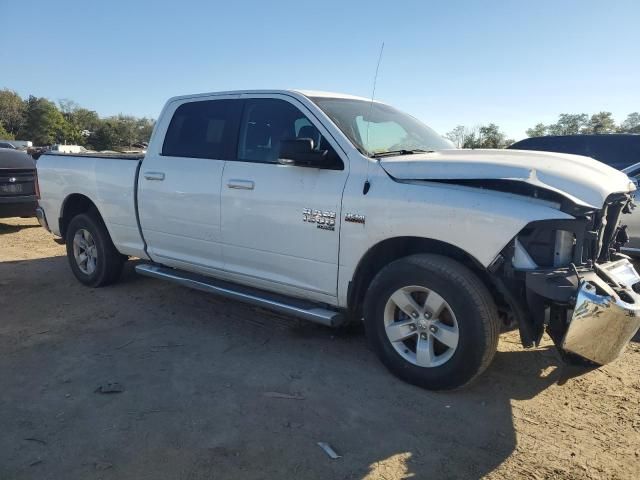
[162,99,242,159]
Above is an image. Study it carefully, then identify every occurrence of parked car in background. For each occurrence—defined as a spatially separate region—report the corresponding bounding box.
[0,141,17,149]
[0,148,37,218]
[620,162,640,256]
[508,134,640,170]
[510,135,640,256]
[1,140,33,149]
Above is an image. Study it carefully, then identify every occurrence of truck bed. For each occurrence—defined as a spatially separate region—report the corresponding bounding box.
[36,152,147,258]
[41,152,145,160]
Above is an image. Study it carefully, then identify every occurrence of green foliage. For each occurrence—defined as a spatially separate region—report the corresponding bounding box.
[91,120,120,151]
[477,124,506,148]
[547,113,589,135]
[446,124,511,149]
[445,125,468,148]
[89,115,155,150]
[0,88,155,150]
[0,122,15,140]
[585,112,617,134]
[527,111,636,137]
[525,123,547,137]
[0,89,26,136]
[619,112,640,133]
[19,96,68,145]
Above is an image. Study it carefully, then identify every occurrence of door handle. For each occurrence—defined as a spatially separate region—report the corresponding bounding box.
[227,179,254,190]
[144,171,165,181]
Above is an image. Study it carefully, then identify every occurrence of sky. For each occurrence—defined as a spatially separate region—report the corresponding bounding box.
[1,0,638,140]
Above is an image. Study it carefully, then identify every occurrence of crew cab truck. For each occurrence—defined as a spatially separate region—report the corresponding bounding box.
[36,90,640,390]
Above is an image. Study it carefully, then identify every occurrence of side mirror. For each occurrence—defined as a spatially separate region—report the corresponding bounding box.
[278,138,329,168]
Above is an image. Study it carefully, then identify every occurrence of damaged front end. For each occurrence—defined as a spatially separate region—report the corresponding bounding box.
[490,191,640,365]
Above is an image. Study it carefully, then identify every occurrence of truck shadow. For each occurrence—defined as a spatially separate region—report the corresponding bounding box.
[0,219,39,234]
[352,348,586,479]
[0,255,606,479]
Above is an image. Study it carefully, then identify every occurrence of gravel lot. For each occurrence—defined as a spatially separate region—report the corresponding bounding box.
[1,217,639,479]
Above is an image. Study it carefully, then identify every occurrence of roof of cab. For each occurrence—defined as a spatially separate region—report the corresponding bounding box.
[165,89,376,104]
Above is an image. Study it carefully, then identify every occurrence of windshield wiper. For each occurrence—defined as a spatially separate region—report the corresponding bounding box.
[370,149,432,159]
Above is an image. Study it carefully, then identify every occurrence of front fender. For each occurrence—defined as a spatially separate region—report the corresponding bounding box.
[337,171,573,307]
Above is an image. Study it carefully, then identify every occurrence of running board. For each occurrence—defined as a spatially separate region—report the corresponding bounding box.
[135,264,345,327]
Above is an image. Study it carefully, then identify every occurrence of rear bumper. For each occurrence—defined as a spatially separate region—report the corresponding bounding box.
[0,195,37,218]
[35,206,50,232]
[562,259,640,364]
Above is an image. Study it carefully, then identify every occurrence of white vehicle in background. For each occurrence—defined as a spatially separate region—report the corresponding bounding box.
[0,139,32,149]
[50,144,87,154]
[35,90,640,390]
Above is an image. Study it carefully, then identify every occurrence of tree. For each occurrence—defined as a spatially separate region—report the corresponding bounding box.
[457,123,511,149]
[585,111,616,134]
[19,96,69,145]
[477,123,506,148]
[0,88,26,136]
[619,112,640,133]
[91,120,120,151]
[0,122,15,140]
[526,123,547,137]
[445,125,470,148]
[546,113,589,136]
[462,130,481,148]
[70,108,101,133]
[136,117,155,144]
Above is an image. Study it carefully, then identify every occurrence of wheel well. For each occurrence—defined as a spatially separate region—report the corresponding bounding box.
[347,237,496,319]
[59,194,101,237]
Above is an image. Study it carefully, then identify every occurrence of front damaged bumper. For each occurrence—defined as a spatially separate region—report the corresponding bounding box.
[562,259,640,365]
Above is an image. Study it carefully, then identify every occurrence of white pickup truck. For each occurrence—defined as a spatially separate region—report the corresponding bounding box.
[36,90,640,390]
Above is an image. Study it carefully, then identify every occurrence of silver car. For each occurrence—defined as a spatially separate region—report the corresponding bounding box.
[622,162,640,255]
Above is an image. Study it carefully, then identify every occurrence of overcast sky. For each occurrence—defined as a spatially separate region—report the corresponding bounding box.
[2,0,638,140]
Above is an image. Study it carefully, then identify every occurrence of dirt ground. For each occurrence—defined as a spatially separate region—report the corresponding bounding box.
[1,217,639,480]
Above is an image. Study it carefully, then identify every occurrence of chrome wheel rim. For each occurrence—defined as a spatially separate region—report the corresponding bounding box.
[384,285,459,368]
[73,229,97,275]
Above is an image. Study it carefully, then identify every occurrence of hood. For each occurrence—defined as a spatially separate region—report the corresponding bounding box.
[0,148,36,170]
[379,149,635,209]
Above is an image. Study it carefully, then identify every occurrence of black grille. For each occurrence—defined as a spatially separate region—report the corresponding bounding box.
[595,194,628,262]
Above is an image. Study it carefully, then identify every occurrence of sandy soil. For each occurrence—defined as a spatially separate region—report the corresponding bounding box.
[1,217,639,479]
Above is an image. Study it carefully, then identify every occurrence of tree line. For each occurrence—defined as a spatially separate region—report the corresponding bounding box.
[0,88,155,151]
[446,111,639,149]
[2,87,638,152]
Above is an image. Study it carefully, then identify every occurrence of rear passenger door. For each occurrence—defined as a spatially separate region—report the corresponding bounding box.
[220,95,349,302]
[138,95,241,273]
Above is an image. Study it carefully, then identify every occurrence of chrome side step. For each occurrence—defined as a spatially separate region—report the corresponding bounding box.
[135,264,345,327]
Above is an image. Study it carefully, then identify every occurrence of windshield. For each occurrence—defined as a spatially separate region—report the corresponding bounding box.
[310,97,454,157]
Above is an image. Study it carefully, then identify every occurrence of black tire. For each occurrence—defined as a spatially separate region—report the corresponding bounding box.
[65,213,125,287]
[364,254,500,390]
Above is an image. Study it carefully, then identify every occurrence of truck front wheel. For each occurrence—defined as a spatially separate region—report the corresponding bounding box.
[364,254,500,390]
[65,213,125,287]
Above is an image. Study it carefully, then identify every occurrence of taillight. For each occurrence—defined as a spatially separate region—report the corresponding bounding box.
[34,169,41,200]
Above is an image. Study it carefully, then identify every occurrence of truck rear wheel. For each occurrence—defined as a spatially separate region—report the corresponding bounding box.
[363,254,500,390]
[65,213,125,287]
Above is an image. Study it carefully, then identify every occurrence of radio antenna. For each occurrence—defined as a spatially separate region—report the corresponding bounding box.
[364,41,384,195]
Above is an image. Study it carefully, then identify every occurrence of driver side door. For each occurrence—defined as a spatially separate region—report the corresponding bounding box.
[221,95,349,302]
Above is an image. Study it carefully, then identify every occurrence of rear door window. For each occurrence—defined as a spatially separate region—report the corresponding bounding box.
[162,99,242,159]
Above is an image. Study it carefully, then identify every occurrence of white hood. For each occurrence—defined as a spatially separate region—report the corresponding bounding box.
[379,149,635,208]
